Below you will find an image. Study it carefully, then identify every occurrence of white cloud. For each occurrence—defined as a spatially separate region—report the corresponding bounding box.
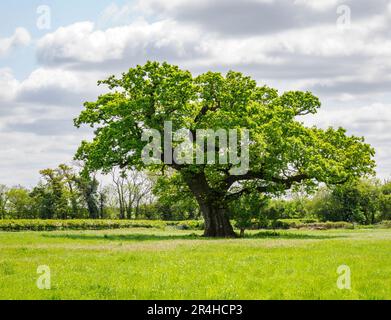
[37,20,204,67]
[0,131,91,187]
[293,0,340,11]
[35,11,391,85]
[135,0,391,37]
[0,68,19,102]
[0,28,31,56]
[16,67,103,106]
[0,67,97,185]
[98,3,134,28]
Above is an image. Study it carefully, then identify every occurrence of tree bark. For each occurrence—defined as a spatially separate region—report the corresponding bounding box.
[183,172,236,238]
[201,202,236,237]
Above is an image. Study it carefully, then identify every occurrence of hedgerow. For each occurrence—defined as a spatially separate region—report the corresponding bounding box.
[0,219,167,231]
[237,218,354,230]
[377,220,391,228]
[276,219,353,230]
[0,219,357,232]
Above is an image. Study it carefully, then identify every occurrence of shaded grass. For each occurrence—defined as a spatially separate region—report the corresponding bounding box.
[42,230,342,242]
[43,232,201,242]
[247,230,344,240]
[0,228,390,300]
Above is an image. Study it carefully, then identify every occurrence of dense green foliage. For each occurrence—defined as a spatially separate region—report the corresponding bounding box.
[227,179,391,233]
[74,62,375,187]
[229,192,269,236]
[310,180,391,224]
[3,164,106,220]
[152,174,200,220]
[73,61,376,237]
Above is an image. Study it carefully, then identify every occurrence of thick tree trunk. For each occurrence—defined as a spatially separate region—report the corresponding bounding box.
[201,202,236,237]
[183,172,236,238]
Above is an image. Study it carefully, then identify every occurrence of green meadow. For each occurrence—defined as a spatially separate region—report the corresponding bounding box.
[0,227,390,300]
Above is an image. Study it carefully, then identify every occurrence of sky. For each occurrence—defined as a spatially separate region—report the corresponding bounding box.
[0,0,391,187]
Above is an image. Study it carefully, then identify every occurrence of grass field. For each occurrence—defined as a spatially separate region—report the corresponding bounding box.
[0,227,390,300]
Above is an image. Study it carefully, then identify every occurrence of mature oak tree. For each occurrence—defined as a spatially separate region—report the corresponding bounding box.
[74,61,375,237]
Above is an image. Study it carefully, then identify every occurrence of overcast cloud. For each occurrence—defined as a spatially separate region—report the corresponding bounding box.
[0,0,390,186]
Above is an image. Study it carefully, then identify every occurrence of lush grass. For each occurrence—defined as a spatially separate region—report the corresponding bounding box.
[0,227,390,300]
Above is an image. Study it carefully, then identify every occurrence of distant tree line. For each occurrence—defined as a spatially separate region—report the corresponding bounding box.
[0,163,389,224]
[231,179,391,230]
[0,164,199,221]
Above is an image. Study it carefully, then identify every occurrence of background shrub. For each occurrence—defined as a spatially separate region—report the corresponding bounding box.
[0,219,208,232]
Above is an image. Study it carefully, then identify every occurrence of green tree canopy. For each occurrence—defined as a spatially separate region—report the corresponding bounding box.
[74,61,375,237]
